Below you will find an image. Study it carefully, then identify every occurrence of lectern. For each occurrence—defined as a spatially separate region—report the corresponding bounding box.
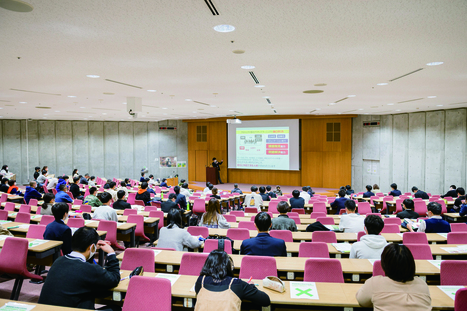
[206,167,217,185]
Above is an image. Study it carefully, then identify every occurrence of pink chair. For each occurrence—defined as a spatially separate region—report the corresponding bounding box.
[122,276,171,311]
[455,288,467,311]
[313,202,327,214]
[80,205,92,213]
[429,197,438,202]
[405,244,433,260]
[239,256,277,279]
[310,212,327,219]
[269,230,293,242]
[298,242,329,258]
[26,224,46,239]
[447,232,467,244]
[440,261,467,285]
[268,201,279,214]
[312,231,337,243]
[135,200,145,207]
[304,258,344,283]
[187,226,209,238]
[230,211,245,217]
[67,218,85,228]
[66,192,74,200]
[414,201,427,216]
[287,212,299,218]
[339,209,346,215]
[0,210,8,220]
[127,193,136,205]
[392,199,404,214]
[289,216,301,224]
[278,196,288,201]
[403,232,428,244]
[357,202,371,215]
[144,206,157,212]
[381,224,400,233]
[123,209,138,216]
[0,237,43,299]
[203,239,233,254]
[226,228,250,241]
[28,199,38,206]
[223,215,236,222]
[52,188,57,195]
[380,196,393,214]
[127,215,150,245]
[121,248,155,273]
[15,213,30,224]
[84,188,90,198]
[148,211,164,231]
[435,200,448,215]
[451,223,467,232]
[316,217,334,225]
[39,215,54,225]
[445,197,454,202]
[0,193,8,203]
[291,208,305,214]
[372,260,385,276]
[193,199,206,215]
[369,196,379,205]
[4,202,16,211]
[245,207,258,213]
[384,217,401,225]
[238,221,257,230]
[150,201,162,209]
[357,231,366,241]
[97,220,125,250]
[152,247,176,251]
[179,253,209,276]
[74,199,83,205]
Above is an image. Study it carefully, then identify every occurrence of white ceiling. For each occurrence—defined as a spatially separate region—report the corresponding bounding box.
[0,0,466,121]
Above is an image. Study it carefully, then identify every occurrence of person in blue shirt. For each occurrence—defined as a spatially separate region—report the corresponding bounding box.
[411,186,429,199]
[388,183,402,197]
[259,186,270,202]
[24,181,43,204]
[362,185,375,198]
[55,184,73,203]
[43,202,72,255]
[55,175,69,191]
[231,183,243,194]
[345,185,354,196]
[80,174,89,185]
[139,172,146,183]
[240,212,287,257]
[160,178,171,188]
[459,199,467,217]
[289,190,305,209]
[331,190,348,214]
[265,185,276,198]
[174,185,187,210]
[408,202,451,233]
[307,186,314,198]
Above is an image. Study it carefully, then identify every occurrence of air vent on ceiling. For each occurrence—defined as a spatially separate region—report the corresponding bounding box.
[397,98,424,104]
[335,97,348,103]
[273,110,277,113]
[363,121,380,127]
[35,106,51,109]
[203,0,219,15]
[193,101,210,106]
[389,68,424,82]
[104,79,142,89]
[266,98,271,104]
[449,102,467,106]
[11,88,60,96]
[249,71,259,84]
[341,109,358,113]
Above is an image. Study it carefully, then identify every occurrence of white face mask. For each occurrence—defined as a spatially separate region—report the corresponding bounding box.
[88,244,96,260]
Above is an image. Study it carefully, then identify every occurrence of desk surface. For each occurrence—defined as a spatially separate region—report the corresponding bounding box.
[0,299,86,311]
[0,235,62,252]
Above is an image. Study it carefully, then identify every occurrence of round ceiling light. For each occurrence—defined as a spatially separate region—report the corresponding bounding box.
[0,0,33,12]
[426,62,444,66]
[214,25,235,32]
[303,90,324,94]
[387,103,394,105]
[241,65,255,69]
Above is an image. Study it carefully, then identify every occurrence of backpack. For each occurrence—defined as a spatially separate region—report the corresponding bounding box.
[305,221,330,232]
[189,213,199,226]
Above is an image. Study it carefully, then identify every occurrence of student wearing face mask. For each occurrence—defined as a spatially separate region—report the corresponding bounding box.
[43,202,73,255]
[39,227,120,310]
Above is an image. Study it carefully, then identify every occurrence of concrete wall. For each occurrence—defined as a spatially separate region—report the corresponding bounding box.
[0,120,188,185]
[351,109,467,195]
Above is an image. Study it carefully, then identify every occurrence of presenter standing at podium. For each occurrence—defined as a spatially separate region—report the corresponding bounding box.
[212,158,224,184]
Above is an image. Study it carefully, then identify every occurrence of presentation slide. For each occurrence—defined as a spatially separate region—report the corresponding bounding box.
[228,119,300,171]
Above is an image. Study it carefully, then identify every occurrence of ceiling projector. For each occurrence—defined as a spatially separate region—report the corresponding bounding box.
[226,117,242,124]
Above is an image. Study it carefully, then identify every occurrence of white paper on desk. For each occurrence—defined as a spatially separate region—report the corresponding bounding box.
[368,259,377,266]
[28,239,48,248]
[331,243,352,253]
[396,233,403,237]
[71,227,79,235]
[155,273,180,286]
[0,220,12,224]
[0,302,36,311]
[84,220,97,225]
[440,247,466,254]
[153,249,162,256]
[438,286,464,300]
[437,233,448,239]
[19,224,30,229]
[427,260,443,269]
[290,282,319,300]
[10,213,17,216]
[0,235,10,241]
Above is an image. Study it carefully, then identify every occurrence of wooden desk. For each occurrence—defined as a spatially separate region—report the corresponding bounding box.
[82,220,137,248]
[0,235,62,263]
[0,299,90,311]
[444,213,467,223]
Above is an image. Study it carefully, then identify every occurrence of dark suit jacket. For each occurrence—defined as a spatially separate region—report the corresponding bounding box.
[212,161,223,171]
[44,220,72,255]
[240,233,287,257]
[331,197,348,213]
[175,193,187,210]
[362,191,375,198]
[135,190,151,206]
[161,200,178,213]
[414,190,429,199]
[113,200,131,210]
[396,209,420,219]
[260,193,270,201]
[441,190,458,198]
[389,190,402,196]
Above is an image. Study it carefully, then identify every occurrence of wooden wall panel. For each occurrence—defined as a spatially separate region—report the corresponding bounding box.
[322,151,352,188]
[301,152,324,187]
[195,150,208,181]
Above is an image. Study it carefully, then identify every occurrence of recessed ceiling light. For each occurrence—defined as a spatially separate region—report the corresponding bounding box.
[68,95,76,98]
[262,96,270,99]
[185,99,192,101]
[377,83,388,86]
[19,101,27,104]
[358,108,364,110]
[0,116,3,118]
[0,108,3,110]
[387,103,394,105]
[254,85,265,88]
[80,107,86,109]
[214,25,235,32]
[347,95,356,97]
[395,109,401,111]
[337,113,342,115]
[241,65,255,69]
[427,96,437,99]
[315,108,321,111]
[102,113,107,115]
[147,90,157,92]
[436,104,443,107]
[55,110,60,112]
[122,102,127,105]
[86,75,100,78]
[328,103,336,106]
[162,107,168,109]
[84,118,88,120]
[426,62,444,66]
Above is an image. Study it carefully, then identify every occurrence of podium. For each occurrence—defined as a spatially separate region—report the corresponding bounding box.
[206,167,217,185]
[166,177,178,187]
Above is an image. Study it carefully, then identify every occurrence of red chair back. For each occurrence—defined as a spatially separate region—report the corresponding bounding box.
[269,230,293,242]
[0,210,8,220]
[268,201,279,214]
[357,202,371,215]
[381,224,400,233]
[226,228,250,241]
[312,231,337,243]
[223,215,236,222]
[203,239,233,254]
[238,221,257,230]
[313,202,327,214]
[405,244,433,260]
[193,199,206,214]
[135,200,145,206]
[245,207,258,213]
[310,212,327,219]
[122,276,171,311]
[123,209,138,216]
[26,224,46,239]
[403,232,428,244]
[357,231,366,241]
[414,201,427,216]
[440,260,467,285]
[4,202,15,211]
[289,216,301,225]
[127,193,136,205]
[291,208,305,214]
[39,215,54,225]
[451,223,467,232]
[16,212,31,224]
[316,217,334,225]
[230,211,244,217]
[455,288,467,311]
[80,205,92,213]
[372,260,385,276]
[298,242,329,258]
[127,214,150,242]
[67,218,85,228]
[304,258,344,283]
[148,211,164,230]
[447,232,467,244]
[179,253,209,276]
[97,220,124,250]
[239,256,277,279]
[28,199,38,206]
[187,226,209,238]
[384,217,401,225]
[121,248,155,273]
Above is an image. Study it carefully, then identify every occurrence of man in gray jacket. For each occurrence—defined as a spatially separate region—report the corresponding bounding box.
[350,215,388,259]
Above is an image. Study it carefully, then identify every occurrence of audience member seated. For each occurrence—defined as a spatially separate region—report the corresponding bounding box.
[43,202,73,255]
[55,175,69,191]
[92,192,118,222]
[7,179,23,196]
[231,183,243,194]
[441,185,457,198]
[362,185,375,198]
[373,184,382,194]
[271,201,297,231]
[117,181,129,198]
[259,186,270,202]
[38,227,120,310]
[205,184,214,195]
[72,169,79,179]
[396,199,419,219]
[339,200,365,233]
[104,181,118,202]
[350,215,387,259]
[0,177,9,193]
[452,187,466,212]
[266,185,276,198]
[37,169,49,187]
[174,185,188,209]
[148,174,157,186]
[160,178,171,188]
[24,180,42,204]
[33,166,41,181]
[209,187,221,200]
[307,186,314,198]
[112,190,131,210]
[458,199,467,217]
[47,177,58,192]
[289,189,305,209]
[273,185,283,196]
[299,186,311,202]
[195,250,270,309]
[244,186,263,212]
[240,212,287,257]
[157,208,204,251]
[411,186,429,199]
[199,198,230,229]
[84,187,102,207]
[55,184,73,203]
[408,202,450,233]
[345,185,355,196]
[161,193,179,212]
[80,173,90,185]
[40,193,55,216]
[203,182,212,194]
[70,176,84,200]
[135,182,151,206]
[180,182,192,200]
[88,176,96,187]
[356,244,431,310]
[388,183,401,197]
[140,172,146,183]
[103,180,111,190]
[331,189,348,214]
